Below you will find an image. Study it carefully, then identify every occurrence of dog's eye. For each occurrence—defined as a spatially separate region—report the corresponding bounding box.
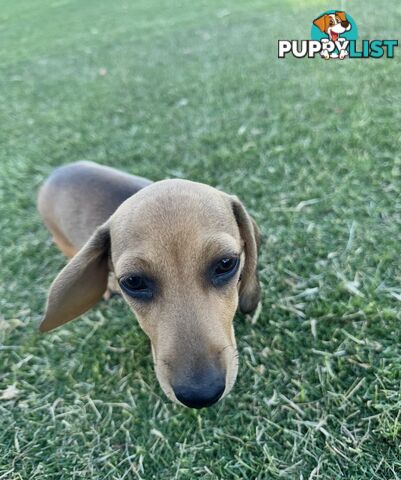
[216,258,237,274]
[211,257,240,287]
[119,275,154,300]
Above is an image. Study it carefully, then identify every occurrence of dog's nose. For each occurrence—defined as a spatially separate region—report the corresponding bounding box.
[172,370,226,409]
[341,20,349,28]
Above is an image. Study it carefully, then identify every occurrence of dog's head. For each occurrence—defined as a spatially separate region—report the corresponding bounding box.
[313,11,351,41]
[40,180,261,408]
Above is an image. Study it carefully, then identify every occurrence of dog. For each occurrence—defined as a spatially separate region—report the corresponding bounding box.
[313,11,352,59]
[38,161,261,408]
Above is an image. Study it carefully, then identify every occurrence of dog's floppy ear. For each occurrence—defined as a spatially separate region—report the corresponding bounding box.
[231,196,261,314]
[313,14,329,33]
[336,11,347,22]
[40,222,110,332]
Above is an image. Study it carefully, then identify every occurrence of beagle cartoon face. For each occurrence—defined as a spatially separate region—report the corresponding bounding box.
[313,11,351,42]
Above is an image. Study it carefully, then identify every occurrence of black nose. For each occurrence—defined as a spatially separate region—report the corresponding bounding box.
[173,371,226,409]
[341,20,349,28]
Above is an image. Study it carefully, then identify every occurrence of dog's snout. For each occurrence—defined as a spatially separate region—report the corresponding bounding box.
[341,20,349,28]
[172,369,226,409]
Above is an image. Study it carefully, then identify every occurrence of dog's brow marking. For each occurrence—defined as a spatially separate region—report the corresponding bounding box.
[204,240,244,262]
[116,255,155,277]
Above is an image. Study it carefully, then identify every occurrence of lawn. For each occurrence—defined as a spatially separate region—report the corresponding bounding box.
[1,0,400,478]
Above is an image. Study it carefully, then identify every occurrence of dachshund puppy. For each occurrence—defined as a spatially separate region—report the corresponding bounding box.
[38,161,261,408]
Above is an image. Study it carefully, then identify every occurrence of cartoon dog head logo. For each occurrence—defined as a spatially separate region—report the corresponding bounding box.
[311,10,358,59]
[313,11,351,42]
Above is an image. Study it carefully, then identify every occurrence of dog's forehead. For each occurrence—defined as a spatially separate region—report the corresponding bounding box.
[110,179,239,258]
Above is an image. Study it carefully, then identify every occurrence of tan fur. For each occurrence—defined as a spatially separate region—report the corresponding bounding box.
[336,11,347,22]
[37,162,261,406]
[51,225,77,258]
[313,14,329,33]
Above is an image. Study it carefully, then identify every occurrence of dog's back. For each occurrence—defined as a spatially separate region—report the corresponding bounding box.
[38,161,152,253]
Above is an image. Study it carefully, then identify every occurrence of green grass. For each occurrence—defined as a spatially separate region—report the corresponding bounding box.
[1,0,401,478]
